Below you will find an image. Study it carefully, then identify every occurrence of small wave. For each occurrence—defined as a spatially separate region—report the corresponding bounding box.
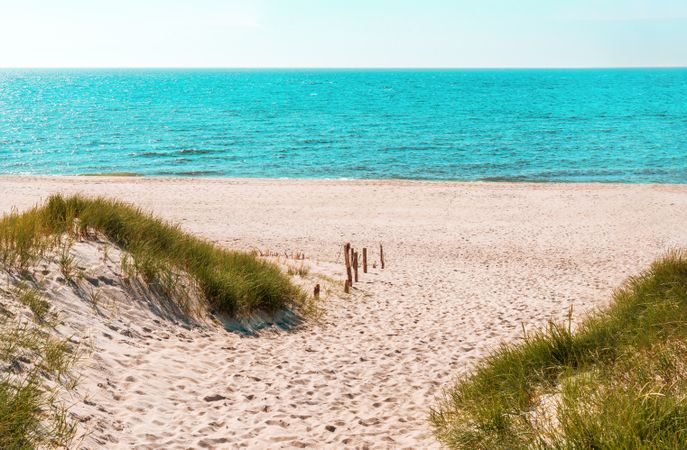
[381,145,437,152]
[302,139,334,145]
[80,172,142,177]
[136,149,221,158]
[136,151,170,158]
[155,170,224,176]
[177,149,220,155]
[478,175,540,182]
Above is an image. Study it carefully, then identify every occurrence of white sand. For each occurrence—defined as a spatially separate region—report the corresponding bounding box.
[1,176,686,449]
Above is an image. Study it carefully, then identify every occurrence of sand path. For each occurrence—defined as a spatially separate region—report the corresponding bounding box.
[1,177,686,449]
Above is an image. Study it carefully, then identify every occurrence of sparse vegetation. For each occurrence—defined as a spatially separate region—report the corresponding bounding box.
[0,194,306,317]
[13,283,51,323]
[57,240,77,284]
[430,250,687,449]
[0,308,78,449]
[287,263,310,278]
[0,374,75,449]
[41,337,74,377]
[86,286,102,310]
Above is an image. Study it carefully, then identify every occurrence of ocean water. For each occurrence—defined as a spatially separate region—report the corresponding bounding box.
[0,69,686,182]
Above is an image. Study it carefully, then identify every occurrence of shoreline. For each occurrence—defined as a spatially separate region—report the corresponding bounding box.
[2,174,687,189]
[2,176,686,447]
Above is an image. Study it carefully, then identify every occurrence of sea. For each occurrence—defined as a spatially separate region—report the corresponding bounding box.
[1,68,685,182]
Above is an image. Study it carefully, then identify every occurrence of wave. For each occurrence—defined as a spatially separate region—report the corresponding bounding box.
[135,149,221,158]
[136,151,170,158]
[177,149,221,155]
[155,170,225,176]
[478,175,544,182]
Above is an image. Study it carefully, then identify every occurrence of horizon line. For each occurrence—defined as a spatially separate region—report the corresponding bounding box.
[1,65,686,70]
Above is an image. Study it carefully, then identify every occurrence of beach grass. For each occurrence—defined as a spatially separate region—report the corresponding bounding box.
[0,194,305,317]
[430,250,687,449]
[13,282,51,323]
[287,263,310,278]
[0,193,308,447]
[0,373,76,449]
[0,315,78,449]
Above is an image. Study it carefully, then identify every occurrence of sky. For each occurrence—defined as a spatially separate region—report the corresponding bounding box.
[0,0,685,68]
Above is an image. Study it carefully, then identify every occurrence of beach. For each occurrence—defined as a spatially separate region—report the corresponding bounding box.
[1,176,686,449]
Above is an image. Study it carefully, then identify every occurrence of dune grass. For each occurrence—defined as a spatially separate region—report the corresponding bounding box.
[0,194,305,317]
[0,374,75,449]
[0,194,309,447]
[14,283,51,323]
[287,263,310,278]
[0,313,78,449]
[430,250,687,449]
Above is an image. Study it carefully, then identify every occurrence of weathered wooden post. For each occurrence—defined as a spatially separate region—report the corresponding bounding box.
[353,250,359,282]
[380,243,385,269]
[314,283,320,300]
[362,248,368,273]
[344,243,352,284]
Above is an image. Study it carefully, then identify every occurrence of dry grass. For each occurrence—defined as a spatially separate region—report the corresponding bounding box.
[287,263,310,278]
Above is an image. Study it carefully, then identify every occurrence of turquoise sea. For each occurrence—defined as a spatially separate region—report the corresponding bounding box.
[0,69,685,182]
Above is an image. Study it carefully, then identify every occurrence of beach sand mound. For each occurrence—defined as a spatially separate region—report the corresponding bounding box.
[1,236,369,449]
[1,237,218,448]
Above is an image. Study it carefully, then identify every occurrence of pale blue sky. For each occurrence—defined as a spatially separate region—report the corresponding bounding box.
[1,0,685,68]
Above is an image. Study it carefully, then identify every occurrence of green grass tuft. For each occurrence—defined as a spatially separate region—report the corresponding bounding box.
[0,317,78,449]
[13,283,51,323]
[0,194,306,317]
[0,376,48,449]
[430,250,687,449]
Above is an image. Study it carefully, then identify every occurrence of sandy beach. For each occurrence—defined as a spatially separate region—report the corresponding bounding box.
[1,176,686,449]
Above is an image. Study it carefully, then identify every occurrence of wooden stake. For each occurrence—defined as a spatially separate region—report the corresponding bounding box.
[362,248,368,273]
[314,283,320,300]
[344,279,350,293]
[380,243,385,269]
[353,250,359,282]
[344,243,352,284]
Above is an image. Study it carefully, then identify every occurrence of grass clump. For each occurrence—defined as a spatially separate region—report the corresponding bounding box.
[13,283,51,323]
[0,375,72,449]
[0,317,78,449]
[0,194,305,317]
[287,263,310,278]
[430,250,687,449]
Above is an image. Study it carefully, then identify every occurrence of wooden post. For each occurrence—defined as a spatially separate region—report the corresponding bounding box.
[380,243,385,269]
[344,243,352,284]
[362,248,368,273]
[314,283,320,300]
[353,250,359,282]
[344,279,350,293]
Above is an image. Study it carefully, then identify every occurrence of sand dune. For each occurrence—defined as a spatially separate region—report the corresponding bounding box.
[1,177,686,449]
